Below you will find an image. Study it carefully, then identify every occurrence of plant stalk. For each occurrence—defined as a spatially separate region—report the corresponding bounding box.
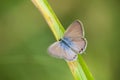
[31,0,94,80]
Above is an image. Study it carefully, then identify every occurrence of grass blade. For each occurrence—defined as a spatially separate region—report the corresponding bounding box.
[31,0,94,80]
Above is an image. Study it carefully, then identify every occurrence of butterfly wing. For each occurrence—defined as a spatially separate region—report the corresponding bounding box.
[62,47,77,61]
[48,42,63,58]
[64,20,87,54]
[64,20,84,38]
[70,37,87,54]
[48,41,77,61]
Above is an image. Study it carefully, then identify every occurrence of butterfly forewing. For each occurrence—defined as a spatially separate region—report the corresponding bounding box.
[64,20,84,38]
[48,42,63,58]
[48,41,77,61]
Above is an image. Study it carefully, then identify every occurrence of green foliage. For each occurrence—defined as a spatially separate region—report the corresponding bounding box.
[1,0,120,80]
[32,0,94,80]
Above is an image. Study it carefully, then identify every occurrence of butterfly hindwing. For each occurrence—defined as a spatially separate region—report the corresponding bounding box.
[70,37,87,53]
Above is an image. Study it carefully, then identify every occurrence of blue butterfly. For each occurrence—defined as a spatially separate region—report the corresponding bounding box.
[48,20,87,61]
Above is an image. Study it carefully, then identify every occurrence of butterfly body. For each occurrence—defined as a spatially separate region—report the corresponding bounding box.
[60,37,74,50]
[48,20,87,61]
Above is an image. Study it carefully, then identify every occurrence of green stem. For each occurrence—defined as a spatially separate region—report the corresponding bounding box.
[32,0,94,80]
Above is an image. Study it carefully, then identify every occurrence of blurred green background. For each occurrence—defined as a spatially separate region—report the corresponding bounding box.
[0,0,120,80]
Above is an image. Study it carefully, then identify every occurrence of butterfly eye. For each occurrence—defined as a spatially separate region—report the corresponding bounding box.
[59,39,62,41]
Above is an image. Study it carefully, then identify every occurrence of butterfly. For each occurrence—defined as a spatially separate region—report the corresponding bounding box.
[48,20,87,61]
